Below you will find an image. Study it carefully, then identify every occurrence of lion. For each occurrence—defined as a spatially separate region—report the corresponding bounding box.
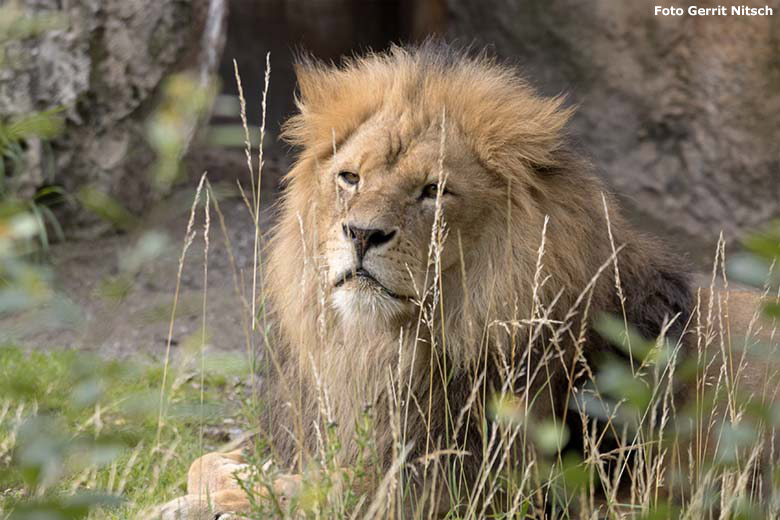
[150,43,779,519]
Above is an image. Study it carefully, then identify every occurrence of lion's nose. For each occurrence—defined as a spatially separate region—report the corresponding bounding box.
[342,223,397,262]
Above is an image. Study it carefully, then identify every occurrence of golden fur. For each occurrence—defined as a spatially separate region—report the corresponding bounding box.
[149,43,778,518]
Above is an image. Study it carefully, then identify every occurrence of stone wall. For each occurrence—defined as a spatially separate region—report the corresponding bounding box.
[445,0,780,259]
[0,0,226,233]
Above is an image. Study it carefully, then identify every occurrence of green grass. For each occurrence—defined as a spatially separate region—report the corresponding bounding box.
[0,344,247,518]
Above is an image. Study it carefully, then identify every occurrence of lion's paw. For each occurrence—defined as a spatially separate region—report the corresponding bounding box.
[143,494,218,520]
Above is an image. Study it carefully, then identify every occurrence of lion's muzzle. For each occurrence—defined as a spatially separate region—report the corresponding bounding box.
[342,223,398,263]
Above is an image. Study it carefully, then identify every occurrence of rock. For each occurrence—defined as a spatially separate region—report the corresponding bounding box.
[0,0,227,235]
[446,0,780,260]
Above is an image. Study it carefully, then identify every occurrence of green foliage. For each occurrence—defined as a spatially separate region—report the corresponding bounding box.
[0,345,244,518]
[0,5,66,260]
[75,187,137,231]
[0,7,239,520]
[728,221,780,289]
[0,108,63,190]
[147,74,217,192]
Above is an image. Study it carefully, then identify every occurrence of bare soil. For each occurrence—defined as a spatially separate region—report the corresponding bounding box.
[2,149,287,363]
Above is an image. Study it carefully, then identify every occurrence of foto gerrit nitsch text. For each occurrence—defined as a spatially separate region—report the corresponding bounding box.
[655,5,773,16]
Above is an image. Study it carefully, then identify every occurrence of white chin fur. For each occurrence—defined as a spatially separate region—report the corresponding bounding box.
[331,286,407,327]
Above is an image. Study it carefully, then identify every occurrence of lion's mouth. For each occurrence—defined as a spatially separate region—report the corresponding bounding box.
[334,268,410,301]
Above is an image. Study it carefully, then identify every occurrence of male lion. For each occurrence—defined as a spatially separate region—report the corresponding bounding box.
[152,43,777,518]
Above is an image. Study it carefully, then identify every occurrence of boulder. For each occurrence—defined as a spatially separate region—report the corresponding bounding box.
[0,0,227,234]
[446,0,780,259]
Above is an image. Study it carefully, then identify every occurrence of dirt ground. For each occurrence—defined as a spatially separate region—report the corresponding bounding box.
[2,149,287,364]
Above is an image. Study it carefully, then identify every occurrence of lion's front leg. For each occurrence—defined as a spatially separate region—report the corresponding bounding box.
[148,489,250,519]
[144,449,301,519]
[145,449,251,519]
[186,449,251,496]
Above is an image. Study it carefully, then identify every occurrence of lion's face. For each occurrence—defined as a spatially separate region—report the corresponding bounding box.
[316,111,498,326]
[274,45,575,345]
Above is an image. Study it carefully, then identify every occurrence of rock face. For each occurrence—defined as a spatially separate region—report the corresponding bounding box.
[446,0,780,259]
[0,0,226,232]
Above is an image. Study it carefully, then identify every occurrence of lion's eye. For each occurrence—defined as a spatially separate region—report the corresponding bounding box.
[338,171,360,186]
[421,183,448,200]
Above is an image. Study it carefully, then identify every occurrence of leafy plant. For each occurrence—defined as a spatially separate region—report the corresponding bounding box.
[0,5,65,255]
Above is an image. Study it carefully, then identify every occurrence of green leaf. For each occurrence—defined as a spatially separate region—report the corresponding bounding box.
[77,187,137,230]
[534,420,570,455]
[595,313,653,362]
[727,252,773,288]
[6,109,64,141]
[763,302,780,317]
[9,493,120,520]
[743,227,780,260]
[597,360,652,411]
